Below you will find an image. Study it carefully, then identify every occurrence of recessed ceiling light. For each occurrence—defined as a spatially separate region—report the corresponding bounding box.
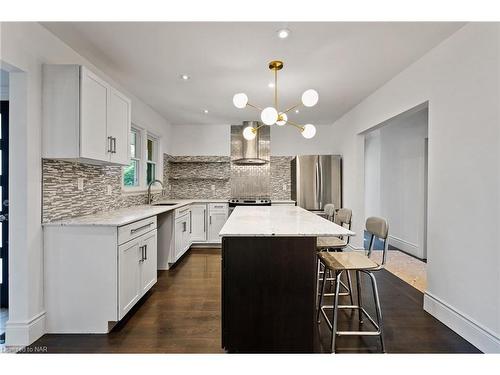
[268,82,275,88]
[203,109,209,114]
[277,28,290,39]
[180,74,190,80]
[295,109,300,114]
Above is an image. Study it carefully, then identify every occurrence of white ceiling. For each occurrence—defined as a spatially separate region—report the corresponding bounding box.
[42,22,464,126]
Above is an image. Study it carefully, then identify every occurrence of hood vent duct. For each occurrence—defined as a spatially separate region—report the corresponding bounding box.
[231,121,270,165]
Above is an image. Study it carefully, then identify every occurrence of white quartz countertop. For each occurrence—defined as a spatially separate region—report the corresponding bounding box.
[219,206,356,237]
[43,199,228,227]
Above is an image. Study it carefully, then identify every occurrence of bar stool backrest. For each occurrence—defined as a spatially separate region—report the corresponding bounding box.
[334,208,352,244]
[365,216,389,267]
[324,204,335,221]
[334,208,352,228]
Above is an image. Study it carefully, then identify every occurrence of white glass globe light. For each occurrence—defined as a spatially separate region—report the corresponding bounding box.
[242,126,257,140]
[233,93,248,109]
[260,107,279,125]
[301,124,316,139]
[301,89,319,107]
[276,113,288,126]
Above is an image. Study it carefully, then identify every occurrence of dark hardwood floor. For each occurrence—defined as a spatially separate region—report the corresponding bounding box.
[24,248,479,353]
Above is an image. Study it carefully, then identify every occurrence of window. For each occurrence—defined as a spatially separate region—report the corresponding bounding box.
[123,128,140,187]
[122,126,161,191]
[146,136,158,185]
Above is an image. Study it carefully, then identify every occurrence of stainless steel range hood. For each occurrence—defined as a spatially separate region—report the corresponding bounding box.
[231,121,270,165]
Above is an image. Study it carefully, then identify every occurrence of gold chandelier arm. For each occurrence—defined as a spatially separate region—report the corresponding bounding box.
[247,102,263,111]
[274,68,278,111]
[286,119,305,131]
[281,103,301,114]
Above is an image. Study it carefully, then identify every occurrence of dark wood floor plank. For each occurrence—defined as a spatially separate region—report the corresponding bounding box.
[24,248,479,354]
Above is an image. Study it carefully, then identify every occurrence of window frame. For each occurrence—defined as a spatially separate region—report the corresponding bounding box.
[123,127,141,188]
[122,124,162,193]
[146,134,159,186]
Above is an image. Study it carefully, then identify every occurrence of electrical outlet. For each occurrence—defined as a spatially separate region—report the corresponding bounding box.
[107,185,112,195]
[211,184,215,191]
[282,184,287,191]
[77,178,84,191]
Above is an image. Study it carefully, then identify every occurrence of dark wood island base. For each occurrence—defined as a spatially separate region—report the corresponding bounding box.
[221,236,317,353]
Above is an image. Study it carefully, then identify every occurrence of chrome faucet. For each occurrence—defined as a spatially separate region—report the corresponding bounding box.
[147,179,164,205]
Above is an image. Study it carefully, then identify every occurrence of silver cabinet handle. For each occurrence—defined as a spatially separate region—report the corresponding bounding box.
[112,137,117,154]
[183,221,187,232]
[107,136,113,153]
[139,245,145,263]
[203,209,206,232]
[144,244,147,261]
[209,215,212,225]
[130,221,154,234]
[189,211,192,234]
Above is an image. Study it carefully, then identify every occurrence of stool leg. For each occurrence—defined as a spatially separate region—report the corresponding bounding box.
[367,271,385,353]
[316,258,321,307]
[346,270,354,305]
[317,261,328,324]
[356,271,363,324]
[331,270,342,353]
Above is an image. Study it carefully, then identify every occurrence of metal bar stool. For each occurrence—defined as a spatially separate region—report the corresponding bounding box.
[316,207,353,306]
[317,216,389,353]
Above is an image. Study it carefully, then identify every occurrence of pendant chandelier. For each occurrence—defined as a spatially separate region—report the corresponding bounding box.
[233,60,318,140]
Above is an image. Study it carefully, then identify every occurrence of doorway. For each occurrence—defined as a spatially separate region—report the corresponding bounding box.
[363,104,429,292]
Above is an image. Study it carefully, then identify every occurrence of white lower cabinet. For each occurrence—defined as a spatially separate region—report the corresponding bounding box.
[190,204,207,242]
[174,213,191,261]
[44,217,158,333]
[160,202,229,269]
[208,203,228,244]
[118,229,157,320]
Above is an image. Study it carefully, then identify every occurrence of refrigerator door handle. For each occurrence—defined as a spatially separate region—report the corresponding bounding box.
[315,157,321,210]
[318,157,323,209]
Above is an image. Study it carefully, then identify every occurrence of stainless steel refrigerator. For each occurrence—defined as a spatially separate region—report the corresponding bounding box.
[291,155,342,212]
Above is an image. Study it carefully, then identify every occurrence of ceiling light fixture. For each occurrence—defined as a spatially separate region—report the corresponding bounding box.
[203,109,209,114]
[233,60,318,140]
[180,74,190,80]
[268,82,275,88]
[277,28,290,39]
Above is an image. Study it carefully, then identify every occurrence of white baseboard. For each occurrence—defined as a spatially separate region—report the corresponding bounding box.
[424,292,500,353]
[388,235,422,258]
[347,244,365,252]
[5,310,46,347]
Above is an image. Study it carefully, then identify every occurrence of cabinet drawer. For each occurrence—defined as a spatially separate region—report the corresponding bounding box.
[118,216,157,245]
[209,203,228,212]
[175,205,191,218]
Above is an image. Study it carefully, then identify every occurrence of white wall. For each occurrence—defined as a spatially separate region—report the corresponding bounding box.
[331,23,500,352]
[169,124,230,156]
[364,108,428,258]
[0,22,171,346]
[364,129,381,218]
[169,123,335,156]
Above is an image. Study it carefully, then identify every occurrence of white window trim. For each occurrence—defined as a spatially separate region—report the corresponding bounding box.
[122,125,162,194]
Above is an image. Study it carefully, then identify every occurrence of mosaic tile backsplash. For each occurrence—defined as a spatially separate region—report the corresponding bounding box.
[42,159,164,222]
[42,154,293,222]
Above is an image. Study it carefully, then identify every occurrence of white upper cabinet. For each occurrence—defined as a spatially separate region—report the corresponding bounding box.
[107,87,131,165]
[43,64,131,166]
[80,68,109,162]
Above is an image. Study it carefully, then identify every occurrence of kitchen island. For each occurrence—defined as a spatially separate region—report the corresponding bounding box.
[219,205,355,353]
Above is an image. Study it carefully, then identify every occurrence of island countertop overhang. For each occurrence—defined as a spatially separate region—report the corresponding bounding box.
[219,206,356,237]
